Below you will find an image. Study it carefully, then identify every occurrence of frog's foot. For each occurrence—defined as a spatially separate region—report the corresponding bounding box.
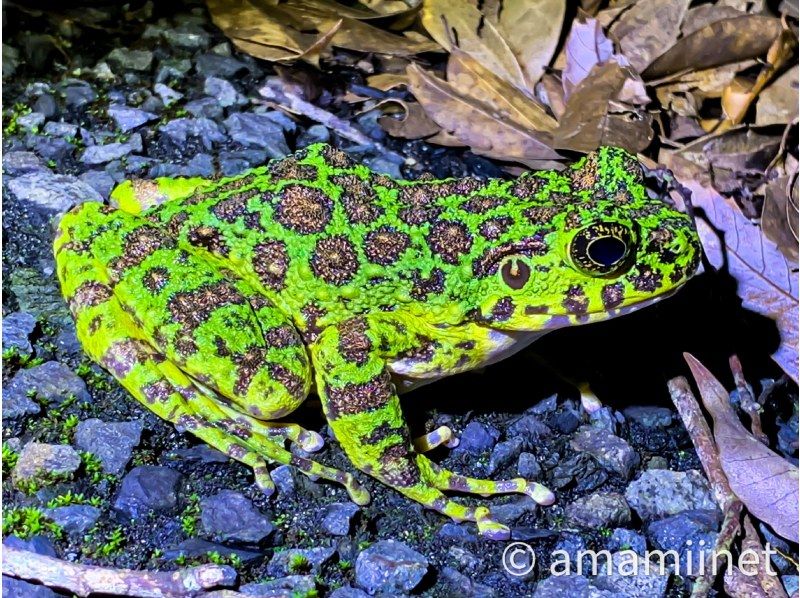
[413,426,459,452]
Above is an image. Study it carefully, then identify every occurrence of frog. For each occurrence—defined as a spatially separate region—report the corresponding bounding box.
[54,143,700,539]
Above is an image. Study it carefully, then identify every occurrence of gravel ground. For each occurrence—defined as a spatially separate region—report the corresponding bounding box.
[2,2,798,597]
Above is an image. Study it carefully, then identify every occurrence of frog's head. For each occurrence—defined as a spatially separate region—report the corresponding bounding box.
[469,147,701,332]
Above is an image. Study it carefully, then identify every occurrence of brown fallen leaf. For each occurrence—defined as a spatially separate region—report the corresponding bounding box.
[406,62,561,166]
[421,0,565,94]
[643,15,784,80]
[561,11,618,98]
[684,353,799,543]
[366,72,409,91]
[762,154,800,262]
[680,4,745,37]
[554,61,653,153]
[609,0,691,73]
[757,67,800,127]
[375,99,441,139]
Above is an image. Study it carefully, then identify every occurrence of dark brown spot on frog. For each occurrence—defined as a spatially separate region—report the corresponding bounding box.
[333,174,383,224]
[275,184,332,234]
[473,234,548,277]
[563,285,589,314]
[187,225,229,256]
[364,226,410,265]
[524,205,560,224]
[164,211,188,237]
[214,336,230,357]
[456,340,476,350]
[398,337,438,363]
[111,226,176,276]
[441,177,483,196]
[564,211,583,230]
[299,303,327,343]
[319,145,355,169]
[232,346,266,395]
[88,315,103,335]
[399,205,441,225]
[378,443,420,487]
[601,283,625,309]
[525,305,549,315]
[410,268,445,300]
[462,195,504,214]
[361,422,406,445]
[479,217,512,240]
[175,337,198,357]
[628,266,662,293]
[212,194,248,222]
[169,281,245,333]
[243,210,263,231]
[265,324,302,348]
[324,371,394,419]
[268,363,306,401]
[311,235,359,286]
[338,318,372,365]
[427,220,472,265]
[253,240,289,291]
[142,266,171,294]
[492,297,515,322]
[101,340,145,378]
[571,157,598,191]
[269,158,318,181]
[70,281,113,310]
[510,175,544,199]
[142,380,172,405]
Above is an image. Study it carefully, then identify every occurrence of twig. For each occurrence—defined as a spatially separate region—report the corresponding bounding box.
[729,355,768,445]
[742,515,789,598]
[3,546,238,597]
[667,376,744,598]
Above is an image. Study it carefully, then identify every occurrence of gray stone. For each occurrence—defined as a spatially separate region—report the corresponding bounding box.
[441,566,496,597]
[224,113,289,156]
[204,76,246,107]
[167,445,229,464]
[329,587,371,598]
[488,436,524,475]
[321,502,360,536]
[183,153,215,177]
[4,535,56,556]
[108,105,158,132]
[160,117,226,150]
[33,93,58,118]
[155,58,192,83]
[565,492,632,528]
[74,418,143,474]
[79,170,117,199]
[571,425,640,478]
[3,151,47,175]
[107,48,153,72]
[518,452,542,479]
[113,466,183,520]
[437,522,478,543]
[491,496,538,524]
[43,121,78,138]
[646,509,720,573]
[508,414,551,442]
[185,97,223,120]
[594,551,669,597]
[17,112,45,132]
[7,172,102,213]
[297,124,331,147]
[153,83,183,107]
[623,406,673,429]
[195,53,249,78]
[165,538,263,564]
[625,469,716,520]
[533,574,617,597]
[240,575,316,597]
[12,442,81,485]
[45,505,101,535]
[200,490,274,543]
[266,546,336,577]
[783,575,799,596]
[81,133,143,165]
[355,540,428,595]
[456,421,500,455]
[3,44,20,77]
[2,312,37,356]
[3,361,90,419]
[607,528,647,555]
[163,26,210,49]
[29,135,74,163]
[60,81,97,109]
[2,576,59,598]
[9,269,72,328]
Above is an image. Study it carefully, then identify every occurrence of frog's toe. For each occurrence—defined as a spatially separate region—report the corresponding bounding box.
[253,463,276,496]
[413,426,459,453]
[297,430,325,452]
[524,481,556,505]
[475,508,511,540]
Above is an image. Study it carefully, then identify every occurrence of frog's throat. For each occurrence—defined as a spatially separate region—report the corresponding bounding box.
[537,289,675,330]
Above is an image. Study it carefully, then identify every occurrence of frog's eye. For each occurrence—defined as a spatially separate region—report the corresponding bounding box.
[499,255,531,290]
[570,223,634,276]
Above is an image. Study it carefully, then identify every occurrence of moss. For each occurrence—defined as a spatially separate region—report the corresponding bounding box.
[181,493,201,537]
[288,553,310,573]
[2,443,19,474]
[3,507,64,539]
[46,491,102,508]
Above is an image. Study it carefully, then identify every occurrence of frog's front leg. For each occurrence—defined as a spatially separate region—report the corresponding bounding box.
[311,314,554,540]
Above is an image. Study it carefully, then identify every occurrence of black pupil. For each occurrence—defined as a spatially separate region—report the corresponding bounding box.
[588,236,627,266]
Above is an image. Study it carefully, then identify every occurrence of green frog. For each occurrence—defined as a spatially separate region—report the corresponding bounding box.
[54,143,700,539]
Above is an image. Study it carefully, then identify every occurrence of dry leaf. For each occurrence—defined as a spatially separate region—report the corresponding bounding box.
[375,99,441,138]
[356,0,423,16]
[757,67,800,126]
[610,0,691,73]
[554,61,653,153]
[680,4,745,37]
[407,62,561,165]
[562,12,617,98]
[421,0,565,94]
[762,163,800,262]
[366,72,409,90]
[643,15,784,80]
[684,354,799,542]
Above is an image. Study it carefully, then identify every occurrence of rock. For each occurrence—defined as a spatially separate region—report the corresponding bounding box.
[3,151,47,175]
[204,77,246,107]
[81,133,143,165]
[12,442,81,486]
[224,113,289,156]
[167,445,229,464]
[153,83,183,107]
[17,112,45,132]
[240,575,316,597]
[2,576,59,598]
[297,124,331,148]
[160,117,226,150]
[155,58,192,83]
[107,105,158,132]
[33,93,58,118]
[441,566,496,597]
[2,312,37,356]
[508,415,551,442]
[185,97,223,120]
[355,540,428,595]
[165,538,264,564]
[43,121,78,139]
[28,135,75,163]
[533,574,617,597]
[60,81,97,109]
[195,53,249,78]
[571,425,640,478]
[79,170,117,199]
[3,361,90,419]
[437,522,478,543]
[329,587,371,598]
[625,469,716,520]
[200,490,274,543]
[363,155,402,179]
[646,509,720,572]
[594,551,669,597]
[7,172,102,213]
[182,153,215,177]
[271,464,297,496]
[113,465,183,520]
[321,502,360,536]
[107,48,153,72]
[74,418,143,475]
[607,528,647,555]
[9,269,72,328]
[623,406,673,429]
[163,25,211,49]
[4,534,57,556]
[490,497,537,525]
[456,422,500,455]
[219,149,268,176]
[517,452,542,479]
[550,404,582,434]
[554,531,588,566]
[45,505,101,535]
[565,492,631,528]
[266,546,336,577]
[3,43,20,77]
[487,437,524,475]
[783,575,799,596]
